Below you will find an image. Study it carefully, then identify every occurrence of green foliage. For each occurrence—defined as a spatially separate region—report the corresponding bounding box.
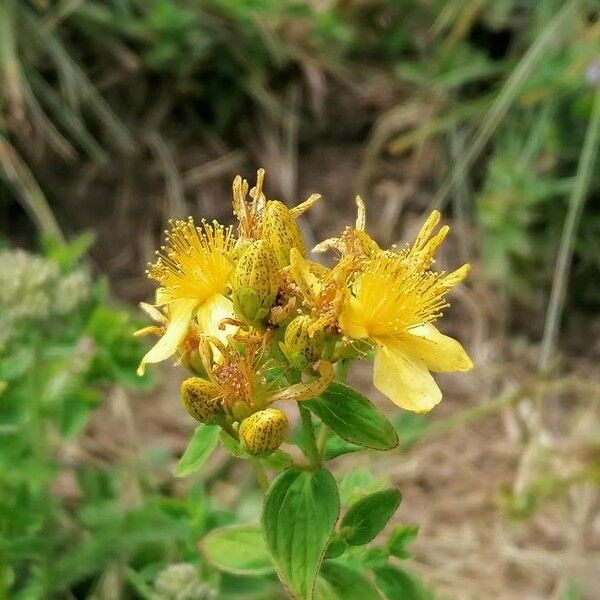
[262,468,340,599]
[387,524,420,560]
[306,383,398,451]
[0,244,149,596]
[200,525,273,576]
[373,565,434,600]
[0,245,268,599]
[339,489,401,546]
[377,0,600,311]
[175,425,221,477]
[318,561,382,600]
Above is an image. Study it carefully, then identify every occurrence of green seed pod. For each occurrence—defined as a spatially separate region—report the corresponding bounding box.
[262,200,306,268]
[232,240,280,325]
[180,377,223,424]
[281,315,324,368]
[239,408,288,456]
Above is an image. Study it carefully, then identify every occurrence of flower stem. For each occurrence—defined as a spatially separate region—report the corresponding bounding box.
[250,458,270,493]
[299,403,320,469]
[316,359,349,460]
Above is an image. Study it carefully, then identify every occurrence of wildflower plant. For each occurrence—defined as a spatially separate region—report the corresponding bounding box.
[137,170,472,599]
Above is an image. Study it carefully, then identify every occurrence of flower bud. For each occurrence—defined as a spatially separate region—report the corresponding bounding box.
[262,201,305,268]
[238,408,288,456]
[281,315,324,368]
[181,377,223,424]
[232,240,279,325]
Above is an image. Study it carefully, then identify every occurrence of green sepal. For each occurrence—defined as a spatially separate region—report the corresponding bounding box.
[174,424,220,477]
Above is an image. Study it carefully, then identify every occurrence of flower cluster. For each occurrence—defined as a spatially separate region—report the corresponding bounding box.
[137,170,472,455]
[0,249,91,351]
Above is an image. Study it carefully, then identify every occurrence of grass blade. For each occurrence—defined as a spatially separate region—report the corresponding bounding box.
[540,87,600,369]
[429,0,577,212]
[0,133,64,243]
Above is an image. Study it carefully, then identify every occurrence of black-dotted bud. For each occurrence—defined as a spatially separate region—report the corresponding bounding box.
[232,240,279,325]
[262,201,306,268]
[238,408,288,456]
[180,377,223,424]
[281,315,324,368]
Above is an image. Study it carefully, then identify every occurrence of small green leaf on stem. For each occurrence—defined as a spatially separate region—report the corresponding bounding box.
[174,424,220,477]
[306,383,398,451]
[388,524,419,559]
[373,565,431,600]
[339,489,401,546]
[319,562,382,600]
[200,524,273,576]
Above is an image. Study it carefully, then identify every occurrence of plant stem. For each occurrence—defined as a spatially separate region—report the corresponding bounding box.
[250,458,270,493]
[298,403,320,469]
[316,424,329,459]
[539,86,600,372]
[316,360,349,460]
[220,421,239,441]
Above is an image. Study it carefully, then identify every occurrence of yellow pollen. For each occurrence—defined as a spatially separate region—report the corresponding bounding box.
[147,217,234,303]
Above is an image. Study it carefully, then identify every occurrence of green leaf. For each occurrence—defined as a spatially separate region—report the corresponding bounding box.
[0,346,34,380]
[361,548,388,569]
[388,524,419,559]
[200,525,273,576]
[324,539,347,559]
[262,468,340,599]
[306,383,398,451]
[294,426,361,461]
[323,434,362,460]
[319,562,381,600]
[373,565,431,600]
[340,489,401,546]
[219,430,250,459]
[261,449,293,469]
[174,425,220,477]
[339,468,389,507]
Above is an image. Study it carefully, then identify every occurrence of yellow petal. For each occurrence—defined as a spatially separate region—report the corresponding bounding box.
[137,298,198,375]
[155,287,171,306]
[338,295,369,339]
[373,339,442,413]
[289,248,324,301]
[196,294,236,353]
[139,302,166,324]
[290,193,321,218]
[395,324,473,372]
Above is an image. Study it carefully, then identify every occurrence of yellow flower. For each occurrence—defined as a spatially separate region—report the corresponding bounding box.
[231,168,320,266]
[339,210,472,413]
[197,334,334,415]
[287,248,348,335]
[314,196,381,266]
[137,218,236,375]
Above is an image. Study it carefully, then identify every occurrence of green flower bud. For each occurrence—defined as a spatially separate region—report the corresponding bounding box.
[262,201,306,268]
[232,240,279,325]
[281,315,324,368]
[238,408,288,456]
[181,377,223,424]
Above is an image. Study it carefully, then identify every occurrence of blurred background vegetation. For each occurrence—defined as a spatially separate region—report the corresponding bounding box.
[1,1,599,599]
